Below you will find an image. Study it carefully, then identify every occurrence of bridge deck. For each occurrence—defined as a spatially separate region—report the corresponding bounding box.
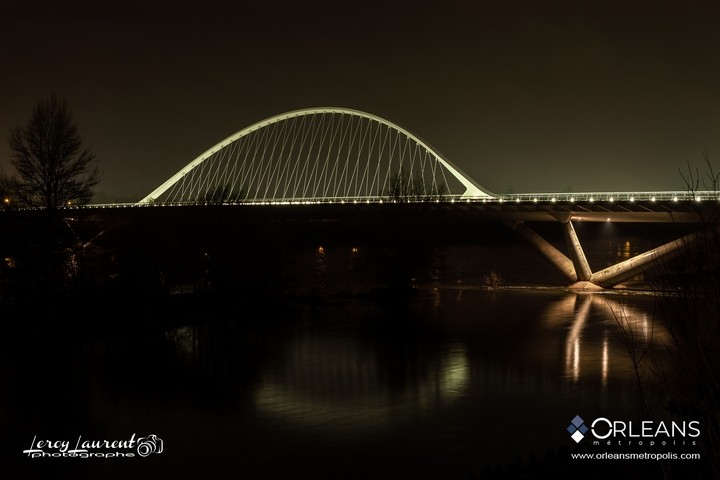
[53,198,717,224]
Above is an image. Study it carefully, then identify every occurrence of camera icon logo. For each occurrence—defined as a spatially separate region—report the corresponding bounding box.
[136,434,164,457]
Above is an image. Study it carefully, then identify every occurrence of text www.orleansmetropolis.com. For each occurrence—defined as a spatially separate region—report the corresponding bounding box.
[571,452,701,461]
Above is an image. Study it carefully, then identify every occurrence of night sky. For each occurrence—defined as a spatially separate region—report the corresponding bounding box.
[2,1,719,202]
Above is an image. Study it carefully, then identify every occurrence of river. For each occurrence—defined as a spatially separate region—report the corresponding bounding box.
[1,230,706,479]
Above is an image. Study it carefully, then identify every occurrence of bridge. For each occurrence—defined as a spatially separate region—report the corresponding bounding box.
[58,108,720,289]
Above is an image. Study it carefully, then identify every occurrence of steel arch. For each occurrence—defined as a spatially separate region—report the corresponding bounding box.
[138,107,494,204]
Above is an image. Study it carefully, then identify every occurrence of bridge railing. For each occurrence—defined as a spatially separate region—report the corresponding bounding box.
[125,190,717,206]
[6,190,718,210]
[488,191,719,204]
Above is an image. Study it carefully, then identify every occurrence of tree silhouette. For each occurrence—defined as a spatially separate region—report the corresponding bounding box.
[385,168,446,203]
[608,153,720,478]
[202,183,246,205]
[8,95,99,209]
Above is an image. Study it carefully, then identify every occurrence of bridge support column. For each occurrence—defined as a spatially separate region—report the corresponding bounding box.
[505,221,577,283]
[590,227,712,288]
[560,220,593,282]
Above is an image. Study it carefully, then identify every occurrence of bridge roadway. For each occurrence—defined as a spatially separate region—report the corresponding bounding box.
[63,196,713,224]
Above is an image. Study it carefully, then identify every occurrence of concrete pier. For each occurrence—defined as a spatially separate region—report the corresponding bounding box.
[508,216,714,289]
[505,221,577,283]
[560,221,593,282]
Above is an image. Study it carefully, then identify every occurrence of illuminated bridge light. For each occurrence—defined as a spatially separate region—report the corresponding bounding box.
[570,197,575,203]
[551,197,556,203]
[609,197,614,202]
[629,196,635,202]
[589,197,594,202]
[533,198,538,203]
[673,196,678,202]
[651,196,656,202]
[606,217,611,222]
[515,198,520,203]
[696,196,702,202]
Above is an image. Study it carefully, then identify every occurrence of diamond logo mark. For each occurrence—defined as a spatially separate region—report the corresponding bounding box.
[567,415,588,443]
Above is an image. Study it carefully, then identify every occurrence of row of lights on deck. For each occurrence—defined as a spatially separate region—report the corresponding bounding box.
[493,195,711,203]
[284,195,708,204]
[179,195,709,205]
[9,192,715,209]
[83,194,708,207]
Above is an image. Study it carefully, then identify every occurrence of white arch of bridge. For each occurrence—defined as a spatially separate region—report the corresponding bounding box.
[138,107,494,204]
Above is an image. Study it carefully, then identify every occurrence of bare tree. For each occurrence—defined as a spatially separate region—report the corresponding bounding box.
[8,95,99,209]
[385,168,447,203]
[608,152,720,478]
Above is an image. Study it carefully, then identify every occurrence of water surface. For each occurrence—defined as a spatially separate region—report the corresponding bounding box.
[3,283,670,479]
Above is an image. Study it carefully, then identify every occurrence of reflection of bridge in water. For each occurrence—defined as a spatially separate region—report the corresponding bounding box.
[165,289,664,433]
[68,108,717,288]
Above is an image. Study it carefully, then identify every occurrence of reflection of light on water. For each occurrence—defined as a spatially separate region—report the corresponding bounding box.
[543,294,579,328]
[617,240,632,259]
[607,299,657,346]
[415,345,469,409]
[254,335,468,431]
[564,295,590,382]
[442,347,469,393]
[548,292,668,383]
[573,338,580,382]
[602,335,609,387]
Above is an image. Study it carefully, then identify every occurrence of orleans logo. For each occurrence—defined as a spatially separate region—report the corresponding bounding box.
[565,415,701,447]
[567,415,589,443]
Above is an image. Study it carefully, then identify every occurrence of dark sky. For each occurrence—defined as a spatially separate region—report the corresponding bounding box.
[2,0,720,201]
